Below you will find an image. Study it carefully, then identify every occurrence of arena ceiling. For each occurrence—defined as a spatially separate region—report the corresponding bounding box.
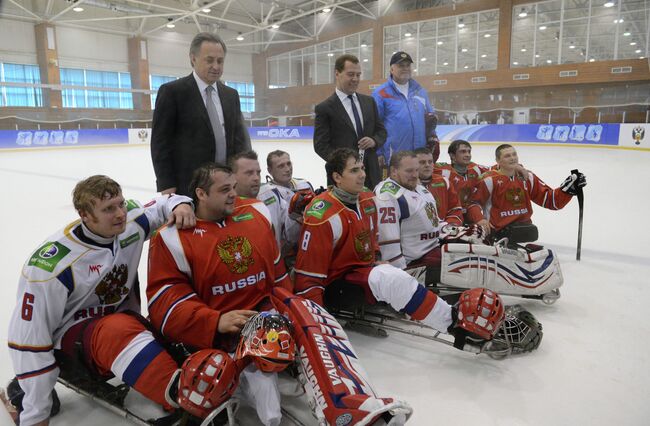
[0,0,459,52]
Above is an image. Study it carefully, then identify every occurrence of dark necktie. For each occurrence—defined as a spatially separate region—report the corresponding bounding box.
[348,94,363,140]
[205,85,226,163]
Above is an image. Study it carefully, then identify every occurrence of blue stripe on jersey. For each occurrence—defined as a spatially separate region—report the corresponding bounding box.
[134,214,151,237]
[16,362,57,380]
[57,266,74,295]
[397,195,410,222]
[401,284,427,315]
[121,340,164,387]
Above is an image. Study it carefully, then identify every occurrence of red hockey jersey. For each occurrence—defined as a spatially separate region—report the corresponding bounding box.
[147,198,290,349]
[424,174,463,226]
[294,191,378,302]
[435,162,488,212]
[466,170,573,231]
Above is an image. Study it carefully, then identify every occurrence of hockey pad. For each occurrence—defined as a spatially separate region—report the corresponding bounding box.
[494,223,539,245]
[491,305,543,354]
[440,243,563,297]
[560,170,587,196]
[323,279,366,314]
[6,376,61,418]
[441,224,488,245]
[270,287,413,426]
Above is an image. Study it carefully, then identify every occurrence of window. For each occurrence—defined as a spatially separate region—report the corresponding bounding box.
[150,74,177,107]
[225,81,255,113]
[267,29,373,88]
[384,10,499,76]
[0,63,42,107]
[511,0,649,67]
[60,68,133,109]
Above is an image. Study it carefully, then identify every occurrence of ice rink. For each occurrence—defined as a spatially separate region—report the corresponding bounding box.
[1,141,649,425]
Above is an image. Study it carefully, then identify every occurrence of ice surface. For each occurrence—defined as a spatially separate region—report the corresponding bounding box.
[1,142,648,425]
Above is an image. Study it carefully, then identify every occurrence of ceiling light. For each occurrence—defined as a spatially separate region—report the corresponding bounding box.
[513,61,519,65]
[404,32,412,37]
[464,65,469,69]
[458,19,464,28]
[166,23,175,28]
[322,7,331,13]
[363,58,368,62]
[614,18,624,23]
[630,41,637,45]
[435,71,440,75]
[327,53,334,57]
[535,54,540,58]
[635,49,642,53]
[202,8,211,13]
[569,44,575,49]
[546,59,552,63]
[521,47,527,52]
[461,48,468,52]
[360,43,367,47]
[413,68,418,72]
[236,35,244,41]
[481,54,487,58]
[443,61,448,66]
[484,33,491,38]
[604,2,615,7]
[539,25,547,30]
[640,56,645,59]
[271,23,280,29]
[589,58,595,62]
[73,6,84,12]
[519,10,528,18]
[437,41,443,45]
[420,57,427,62]
[623,31,631,36]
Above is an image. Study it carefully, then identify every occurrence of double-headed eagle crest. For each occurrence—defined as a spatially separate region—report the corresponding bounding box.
[217,236,255,274]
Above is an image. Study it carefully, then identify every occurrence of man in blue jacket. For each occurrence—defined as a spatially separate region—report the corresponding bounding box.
[372,51,438,168]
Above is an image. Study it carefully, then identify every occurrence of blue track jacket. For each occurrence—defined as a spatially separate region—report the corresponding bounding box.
[372,77,435,162]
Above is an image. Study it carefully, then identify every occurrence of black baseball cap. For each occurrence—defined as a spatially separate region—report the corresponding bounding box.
[390,51,413,65]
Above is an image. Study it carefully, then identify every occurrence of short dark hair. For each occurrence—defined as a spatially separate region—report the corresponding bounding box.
[228,150,259,172]
[335,54,359,73]
[190,32,227,59]
[389,150,416,171]
[188,162,232,205]
[448,139,472,155]
[266,150,289,169]
[413,147,432,157]
[326,148,359,183]
[495,144,514,159]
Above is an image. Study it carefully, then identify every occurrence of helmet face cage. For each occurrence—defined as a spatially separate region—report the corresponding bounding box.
[178,349,239,419]
[457,288,505,340]
[236,311,296,373]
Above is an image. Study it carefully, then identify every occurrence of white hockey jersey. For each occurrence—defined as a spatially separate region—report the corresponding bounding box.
[257,179,312,249]
[374,178,444,269]
[7,194,190,425]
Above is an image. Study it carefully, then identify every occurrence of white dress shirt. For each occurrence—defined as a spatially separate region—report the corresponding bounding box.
[193,71,225,135]
[335,88,364,136]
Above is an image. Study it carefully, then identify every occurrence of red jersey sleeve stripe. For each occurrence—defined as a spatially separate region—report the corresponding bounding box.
[147,284,173,309]
[160,292,197,336]
[8,342,54,353]
[16,362,57,380]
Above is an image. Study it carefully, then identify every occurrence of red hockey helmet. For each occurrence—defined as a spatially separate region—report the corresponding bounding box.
[235,311,295,373]
[456,288,505,340]
[177,349,239,419]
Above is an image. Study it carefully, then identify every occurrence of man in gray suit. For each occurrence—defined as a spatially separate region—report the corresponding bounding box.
[313,54,386,189]
[151,32,250,196]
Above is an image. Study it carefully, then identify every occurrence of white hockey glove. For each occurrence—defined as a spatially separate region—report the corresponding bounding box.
[560,171,587,196]
[441,224,487,244]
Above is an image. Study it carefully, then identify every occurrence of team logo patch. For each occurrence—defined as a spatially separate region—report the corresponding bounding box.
[125,200,139,212]
[363,205,376,214]
[354,230,374,262]
[264,196,277,206]
[217,236,254,274]
[119,232,140,249]
[633,126,645,145]
[29,242,71,272]
[425,201,439,227]
[306,200,332,219]
[232,212,254,222]
[380,181,399,195]
[336,413,353,426]
[505,188,526,208]
[458,187,471,205]
[95,264,129,304]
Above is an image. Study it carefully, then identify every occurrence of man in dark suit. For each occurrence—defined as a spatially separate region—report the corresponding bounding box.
[151,32,250,196]
[313,54,386,189]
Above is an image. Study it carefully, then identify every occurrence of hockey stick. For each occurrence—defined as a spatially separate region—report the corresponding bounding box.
[572,169,584,261]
